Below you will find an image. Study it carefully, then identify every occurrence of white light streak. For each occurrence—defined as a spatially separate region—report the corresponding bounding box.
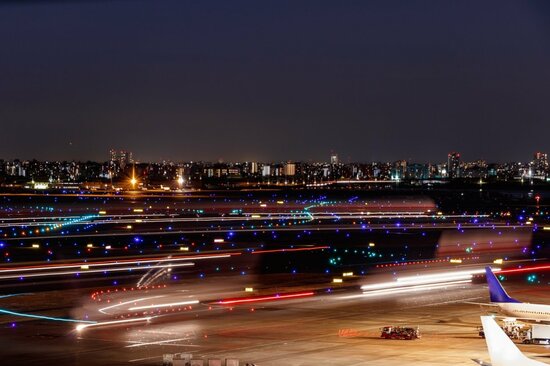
[76,317,152,332]
[99,296,166,315]
[128,299,199,311]
[360,268,490,292]
[342,280,471,299]
[0,262,194,280]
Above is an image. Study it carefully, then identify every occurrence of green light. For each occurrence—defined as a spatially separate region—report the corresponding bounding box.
[527,274,538,283]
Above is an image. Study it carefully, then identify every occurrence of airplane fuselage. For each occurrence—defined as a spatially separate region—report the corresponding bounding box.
[498,302,550,323]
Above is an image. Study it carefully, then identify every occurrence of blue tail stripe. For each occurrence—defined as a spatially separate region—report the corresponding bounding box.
[485,267,520,303]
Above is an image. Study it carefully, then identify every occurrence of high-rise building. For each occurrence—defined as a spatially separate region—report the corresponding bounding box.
[391,160,407,180]
[109,149,134,169]
[250,162,258,175]
[283,162,296,176]
[330,154,339,165]
[532,152,548,178]
[447,152,460,179]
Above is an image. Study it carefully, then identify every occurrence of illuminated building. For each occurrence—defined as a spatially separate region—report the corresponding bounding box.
[532,152,548,179]
[109,149,134,169]
[283,162,296,176]
[447,152,461,179]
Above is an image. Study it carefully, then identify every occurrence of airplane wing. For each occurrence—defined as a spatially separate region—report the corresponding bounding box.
[481,316,546,366]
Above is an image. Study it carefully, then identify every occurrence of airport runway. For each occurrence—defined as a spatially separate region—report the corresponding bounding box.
[1,274,550,366]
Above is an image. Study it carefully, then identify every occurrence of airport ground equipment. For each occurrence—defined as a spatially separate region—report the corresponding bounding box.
[380,326,420,340]
[521,324,550,345]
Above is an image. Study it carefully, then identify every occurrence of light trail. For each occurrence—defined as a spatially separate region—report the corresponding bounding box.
[1,222,524,242]
[341,280,472,299]
[76,317,151,332]
[99,296,166,315]
[0,294,26,299]
[0,308,95,324]
[251,246,329,254]
[128,299,199,311]
[217,291,314,305]
[0,262,195,280]
[125,337,195,348]
[360,268,489,292]
[498,265,550,274]
[0,253,234,274]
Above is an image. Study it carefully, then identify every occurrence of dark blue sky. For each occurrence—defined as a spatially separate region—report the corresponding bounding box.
[1,0,549,163]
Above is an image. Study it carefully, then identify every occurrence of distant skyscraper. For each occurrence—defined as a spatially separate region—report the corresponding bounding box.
[109,149,134,169]
[447,152,460,179]
[391,160,407,180]
[250,162,258,174]
[330,154,339,165]
[532,152,548,178]
[283,162,296,176]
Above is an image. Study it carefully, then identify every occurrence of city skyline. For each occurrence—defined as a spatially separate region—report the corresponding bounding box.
[1,1,550,162]
[0,150,547,165]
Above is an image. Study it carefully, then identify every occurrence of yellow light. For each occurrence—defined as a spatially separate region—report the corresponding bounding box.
[251,214,261,218]
[260,203,267,207]
[333,278,343,283]
[98,211,107,215]
[214,238,224,243]
[126,225,133,229]
[276,201,284,204]
[31,244,40,249]
[179,246,189,251]
[81,265,89,270]
[450,259,463,264]
[133,208,143,213]
[343,272,354,277]
[543,227,550,231]
[105,245,112,250]
[245,287,254,292]
[177,176,184,185]
[493,259,504,265]
[135,219,142,223]
[368,242,375,247]
[87,243,93,248]
[130,177,137,186]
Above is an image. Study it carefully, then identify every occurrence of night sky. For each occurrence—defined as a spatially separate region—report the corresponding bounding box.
[1,0,549,163]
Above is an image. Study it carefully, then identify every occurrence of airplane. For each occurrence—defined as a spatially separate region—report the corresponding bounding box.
[476,316,546,366]
[485,266,550,323]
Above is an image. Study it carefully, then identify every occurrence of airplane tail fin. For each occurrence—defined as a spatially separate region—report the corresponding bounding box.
[480,316,538,366]
[485,267,520,303]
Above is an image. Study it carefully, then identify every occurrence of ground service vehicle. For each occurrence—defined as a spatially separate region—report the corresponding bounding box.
[522,324,550,345]
[380,326,420,340]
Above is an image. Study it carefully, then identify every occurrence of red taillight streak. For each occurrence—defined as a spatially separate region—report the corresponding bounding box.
[499,265,550,274]
[218,291,314,305]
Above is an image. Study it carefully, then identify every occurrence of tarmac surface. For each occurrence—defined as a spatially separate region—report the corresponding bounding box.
[2,275,550,366]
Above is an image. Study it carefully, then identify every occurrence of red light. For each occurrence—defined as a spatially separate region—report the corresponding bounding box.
[499,265,550,274]
[217,291,314,305]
